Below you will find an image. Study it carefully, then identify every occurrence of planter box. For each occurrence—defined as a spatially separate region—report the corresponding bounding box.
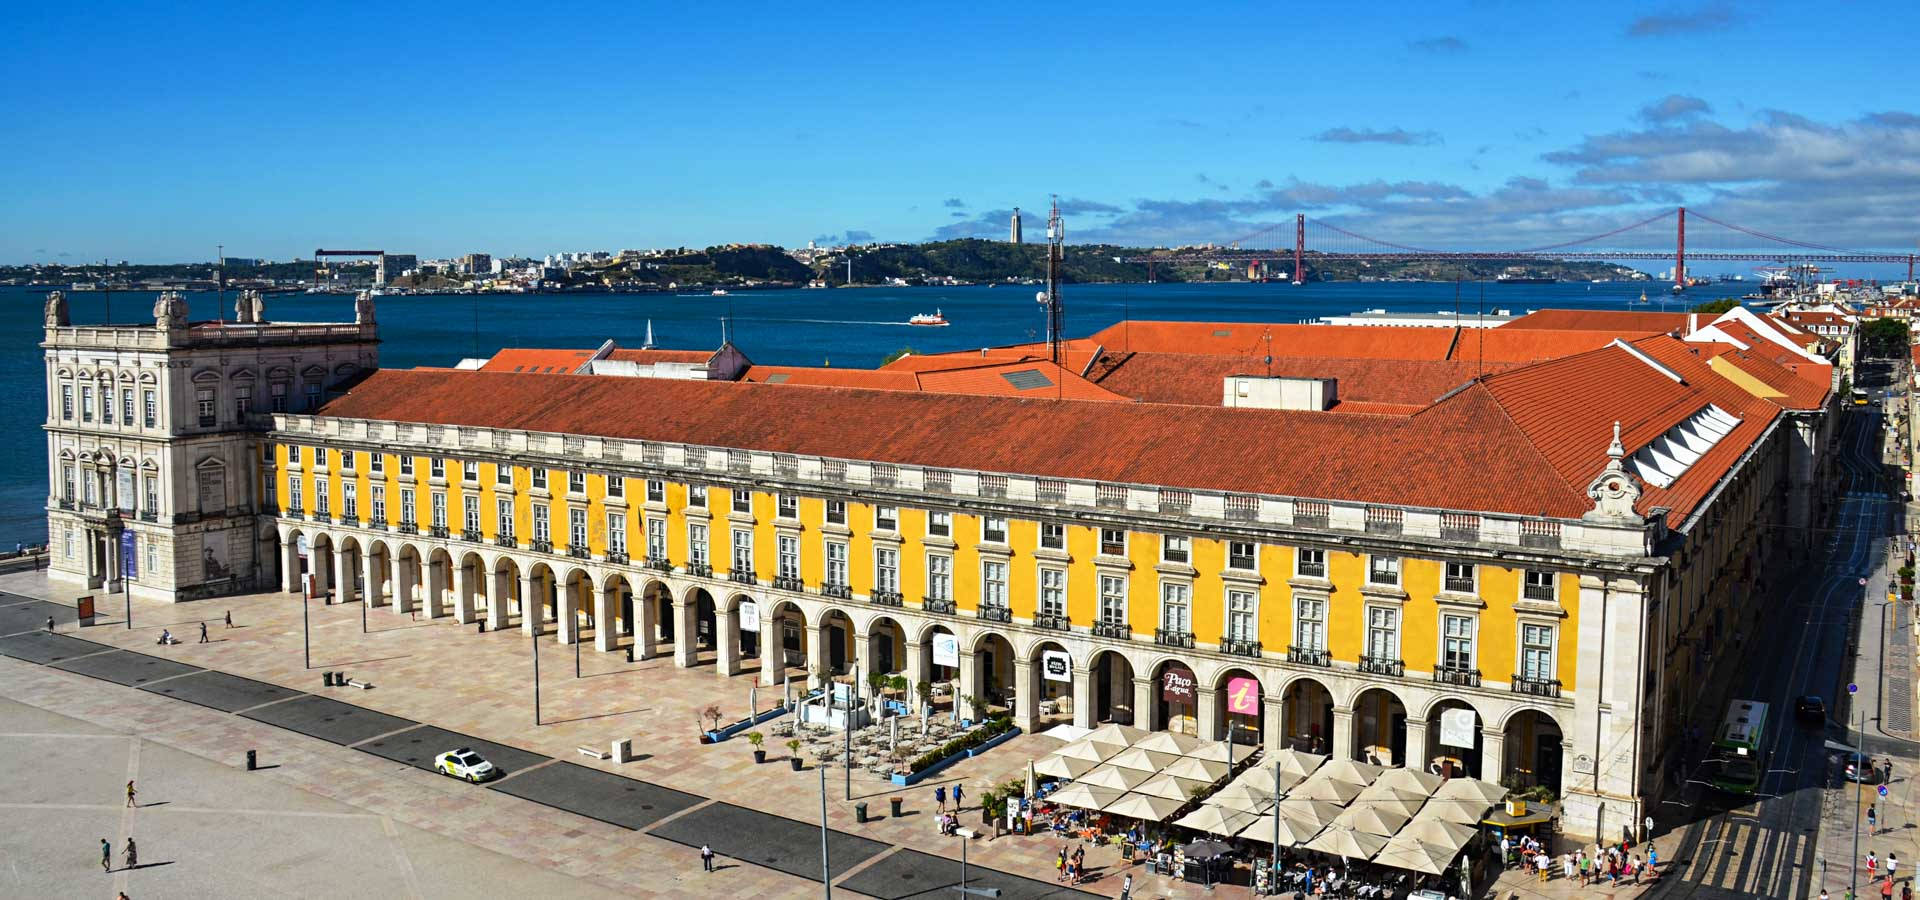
[889,727,1022,786]
[703,704,792,743]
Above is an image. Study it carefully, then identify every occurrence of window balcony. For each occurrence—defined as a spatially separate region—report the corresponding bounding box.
[397,522,418,535]
[494,534,518,548]
[1433,665,1481,687]
[138,510,158,522]
[1511,675,1562,698]
[605,550,629,565]
[976,604,1012,623]
[462,529,483,543]
[1358,655,1405,677]
[1154,628,1196,649]
[869,590,904,608]
[920,596,952,614]
[821,583,852,599]
[1287,646,1331,667]
[529,538,552,553]
[567,546,591,559]
[430,525,450,539]
[1443,576,1476,594]
[1092,621,1132,640]
[1220,637,1263,658]
[643,557,673,573]
[686,562,712,578]
[771,575,804,592]
[1033,613,1070,631]
[728,570,756,585]
[1523,583,1556,602]
[57,498,75,511]
[286,509,305,521]
[1296,563,1327,579]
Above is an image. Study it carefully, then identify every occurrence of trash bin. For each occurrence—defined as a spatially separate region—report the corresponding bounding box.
[856,802,869,824]
[890,797,903,817]
[323,672,334,686]
[477,621,487,633]
[246,749,257,770]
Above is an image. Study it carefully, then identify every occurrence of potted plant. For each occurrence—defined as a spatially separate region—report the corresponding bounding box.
[703,705,723,732]
[915,680,934,713]
[786,738,804,771]
[868,671,888,700]
[747,731,766,764]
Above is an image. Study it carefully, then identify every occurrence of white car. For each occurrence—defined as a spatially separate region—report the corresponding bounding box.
[434,748,499,782]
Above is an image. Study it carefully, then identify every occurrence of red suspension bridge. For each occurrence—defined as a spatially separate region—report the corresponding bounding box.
[1118,207,1919,286]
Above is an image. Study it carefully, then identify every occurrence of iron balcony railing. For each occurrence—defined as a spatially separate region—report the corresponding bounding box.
[821,583,852,599]
[686,562,712,578]
[529,538,552,553]
[1287,646,1331,667]
[1155,628,1196,649]
[1092,622,1132,639]
[643,557,672,572]
[1443,576,1476,593]
[869,590,904,607]
[1512,675,1562,698]
[605,550,628,565]
[976,605,1012,623]
[430,525,451,539]
[494,534,518,548]
[1220,637,1263,658]
[567,546,590,559]
[462,529,483,543]
[920,596,953,614]
[728,570,756,585]
[397,522,419,535]
[1033,613,1070,631]
[772,575,804,591]
[1358,655,1405,677]
[1433,665,1481,687]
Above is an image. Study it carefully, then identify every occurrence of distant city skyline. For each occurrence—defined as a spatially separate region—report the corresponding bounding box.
[4,1,1916,265]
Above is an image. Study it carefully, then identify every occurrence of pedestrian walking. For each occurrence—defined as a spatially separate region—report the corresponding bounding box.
[1562,853,1575,881]
[1650,845,1660,870]
[101,838,111,873]
[934,784,946,813]
[1869,851,1880,880]
[953,783,964,811]
[224,610,233,628]
[1885,877,1895,900]
[1890,852,1899,879]
[1870,804,1879,830]
[46,615,54,632]
[700,843,714,872]
[125,780,136,808]
[1056,846,1066,882]
[199,622,208,643]
[123,838,136,869]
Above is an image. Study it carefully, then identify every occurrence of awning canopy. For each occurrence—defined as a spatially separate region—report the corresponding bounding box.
[1304,824,1390,861]
[1373,837,1457,875]
[1104,747,1179,773]
[1289,772,1365,804]
[1332,802,1412,837]
[1173,803,1265,838]
[1082,723,1150,747]
[1077,764,1153,792]
[1317,758,1385,786]
[1034,754,1099,779]
[1395,816,1477,853]
[1210,782,1276,814]
[1373,766,1445,797]
[1102,791,1186,822]
[1134,771,1212,802]
[1049,782,1123,811]
[1162,755,1231,783]
[1130,731,1206,756]
[1432,777,1507,805]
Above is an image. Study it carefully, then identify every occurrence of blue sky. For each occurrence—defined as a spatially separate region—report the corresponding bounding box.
[3,0,1916,264]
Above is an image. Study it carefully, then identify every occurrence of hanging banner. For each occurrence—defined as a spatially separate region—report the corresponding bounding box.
[1439,707,1478,748]
[296,533,310,559]
[1041,649,1072,683]
[931,632,959,668]
[1225,676,1261,716]
[1160,664,1197,703]
[738,600,759,632]
[120,530,137,579]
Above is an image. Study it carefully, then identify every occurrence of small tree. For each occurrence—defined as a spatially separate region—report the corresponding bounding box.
[786,738,803,757]
[868,671,889,697]
[703,705,723,731]
[746,731,764,750]
[889,674,909,694]
[915,680,934,708]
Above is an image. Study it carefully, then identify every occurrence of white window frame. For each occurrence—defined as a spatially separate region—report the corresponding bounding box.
[1099,528,1126,556]
[399,488,416,526]
[646,479,665,503]
[531,503,550,542]
[1160,581,1192,634]
[875,505,898,531]
[731,527,753,574]
[826,499,846,525]
[776,534,799,581]
[567,470,586,494]
[463,461,479,483]
[1444,561,1477,593]
[568,507,587,549]
[1366,606,1400,660]
[430,457,446,479]
[343,482,358,520]
[1520,623,1556,681]
[464,494,480,533]
[981,515,1008,543]
[497,498,515,538]
[431,491,447,529]
[1366,554,1401,587]
[1296,548,1327,579]
[1040,522,1065,550]
[1294,596,1326,652]
[825,540,849,588]
[874,546,899,594]
[928,510,951,537]
[981,560,1008,609]
[1228,541,1257,571]
[926,553,951,601]
[371,485,385,523]
[1099,574,1128,626]
[687,484,706,508]
[1039,566,1066,617]
[1162,534,1190,564]
[399,455,415,477]
[1441,614,1476,671]
[776,492,797,519]
[608,512,627,555]
[647,518,666,561]
[1226,589,1257,642]
[688,522,708,566]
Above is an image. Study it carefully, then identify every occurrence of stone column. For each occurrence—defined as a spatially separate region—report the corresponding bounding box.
[903,637,926,706]
[311,547,331,598]
[486,567,509,631]
[363,550,384,608]
[390,553,413,614]
[956,650,979,721]
[673,595,698,667]
[1072,667,1095,728]
[760,612,784,686]
[1480,726,1507,783]
[1012,658,1039,732]
[557,580,579,645]
[636,590,658,660]
[1331,706,1356,761]
[715,605,741,677]
[1403,718,1430,771]
[593,581,615,652]
[521,571,543,636]
[282,536,302,593]
[852,629,871,681]
[1197,688,1222,741]
[1263,695,1286,754]
[1132,677,1156,731]
[454,559,476,624]
[807,622,831,687]
[425,557,447,618]
[334,546,356,605]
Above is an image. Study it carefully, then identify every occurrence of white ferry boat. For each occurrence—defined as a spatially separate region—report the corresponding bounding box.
[908,310,949,327]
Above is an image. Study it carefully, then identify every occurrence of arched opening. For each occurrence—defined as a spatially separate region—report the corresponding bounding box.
[726,594,759,659]
[918,623,960,704]
[459,551,487,621]
[601,573,633,641]
[1214,668,1265,748]
[1427,699,1485,778]
[365,541,392,608]
[1088,649,1138,726]
[1280,677,1334,753]
[491,556,523,628]
[393,543,425,613]
[283,528,308,592]
[865,616,904,678]
[1154,659,1201,736]
[335,536,363,604]
[763,600,808,686]
[307,533,334,599]
[1352,687,1408,766]
[971,632,1016,719]
[1029,640,1074,729]
[816,608,854,677]
[526,562,557,633]
[426,547,455,618]
[683,586,717,660]
[1504,709,1564,796]
[561,568,594,644]
[640,579,672,654]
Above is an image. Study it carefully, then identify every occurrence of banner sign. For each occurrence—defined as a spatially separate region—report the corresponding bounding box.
[1225,676,1261,716]
[1041,649,1072,683]
[120,530,137,578]
[738,600,759,632]
[1160,664,1197,703]
[1439,707,1478,748]
[296,533,310,559]
[931,632,959,668]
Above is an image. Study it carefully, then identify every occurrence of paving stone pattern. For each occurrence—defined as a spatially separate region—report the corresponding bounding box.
[139,669,305,713]
[359,723,550,776]
[486,760,704,831]
[0,630,112,664]
[840,847,1100,899]
[648,799,892,882]
[241,694,422,746]
[50,647,203,686]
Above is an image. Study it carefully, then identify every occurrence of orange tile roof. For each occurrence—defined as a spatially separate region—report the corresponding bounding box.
[1079,321,1462,360]
[1463,329,1654,364]
[742,366,921,390]
[1086,352,1518,408]
[478,348,597,374]
[914,361,1124,401]
[316,367,1593,518]
[605,348,715,365]
[1497,309,1692,333]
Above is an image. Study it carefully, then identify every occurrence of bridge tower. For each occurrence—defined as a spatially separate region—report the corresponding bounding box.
[1674,207,1687,290]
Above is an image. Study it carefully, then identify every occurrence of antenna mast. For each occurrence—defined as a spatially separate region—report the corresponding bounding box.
[1046,196,1065,366]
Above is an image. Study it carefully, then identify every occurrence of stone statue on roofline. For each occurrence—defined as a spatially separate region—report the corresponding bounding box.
[1584,420,1644,524]
[355,290,376,325]
[236,289,266,323]
[44,290,69,327]
[152,290,188,332]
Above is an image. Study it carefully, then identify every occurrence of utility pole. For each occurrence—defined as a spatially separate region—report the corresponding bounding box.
[819,763,832,899]
[533,622,542,726]
[1850,681,1862,900]
[302,573,311,669]
[1045,196,1065,366]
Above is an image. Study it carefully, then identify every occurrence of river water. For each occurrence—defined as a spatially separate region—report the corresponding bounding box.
[0,280,1754,546]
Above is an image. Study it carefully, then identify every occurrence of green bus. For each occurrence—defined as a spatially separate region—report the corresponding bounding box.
[1708,699,1768,794]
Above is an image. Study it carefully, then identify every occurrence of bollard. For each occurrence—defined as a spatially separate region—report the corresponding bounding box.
[890,796,903,817]
[477,621,487,633]
[246,749,257,770]
[855,801,869,824]
[626,644,636,663]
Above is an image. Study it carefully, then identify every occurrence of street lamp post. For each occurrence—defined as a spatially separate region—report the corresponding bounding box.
[302,574,311,670]
[819,763,832,900]
[1850,682,1862,900]
[533,623,542,726]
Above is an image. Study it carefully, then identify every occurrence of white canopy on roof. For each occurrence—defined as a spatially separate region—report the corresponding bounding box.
[1130,731,1206,756]
[1373,838,1457,875]
[1083,723,1150,747]
[1103,791,1186,822]
[1033,753,1099,779]
[1049,783,1123,811]
[1431,777,1507,805]
[1052,740,1116,764]
[1104,747,1179,773]
[1373,766,1445,797]
[1173,803,1265,837]
[1332,802,1412,837]
[1317,758,1385,786]
[1394,816,1477,852]
[1134,771,1212,802]
[1304,825,1390,861]
[1413,796,1498,825]
[1077,764,1153,792]
[1210,782,1276,813]
[1289,773,1365,804]
[1237,812,1325,847]
[1354,780,1429,818]
[1181,740,1241,764]
[1162,755,1231,783]
[1271,749,1329,780]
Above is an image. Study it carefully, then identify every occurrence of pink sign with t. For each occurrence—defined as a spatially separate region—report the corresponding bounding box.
[1225,676,1260,716]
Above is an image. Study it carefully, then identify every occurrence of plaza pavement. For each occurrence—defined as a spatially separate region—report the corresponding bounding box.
[0,570,1662,898]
